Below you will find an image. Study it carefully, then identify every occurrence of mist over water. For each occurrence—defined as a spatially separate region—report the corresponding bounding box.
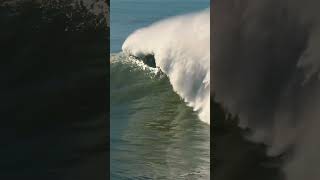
[213,0,320,179]
[122,9,210,124]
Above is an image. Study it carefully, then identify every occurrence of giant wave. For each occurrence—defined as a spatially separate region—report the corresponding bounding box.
[213,1,320,180]
[122,8,210,124]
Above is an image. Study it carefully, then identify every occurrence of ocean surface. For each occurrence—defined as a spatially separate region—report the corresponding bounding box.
[110,0,210,179]
[0,1,108,179]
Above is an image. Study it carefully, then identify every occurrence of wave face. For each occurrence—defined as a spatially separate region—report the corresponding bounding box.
[110,53,210,179]
[213,1,320,179]
[122,9,210,124]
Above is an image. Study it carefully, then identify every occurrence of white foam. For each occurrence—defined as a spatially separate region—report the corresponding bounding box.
[122,9,210,124]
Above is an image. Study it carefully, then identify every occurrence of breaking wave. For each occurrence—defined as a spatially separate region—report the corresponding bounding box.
[213,1,320,179]
[122,8,210,124]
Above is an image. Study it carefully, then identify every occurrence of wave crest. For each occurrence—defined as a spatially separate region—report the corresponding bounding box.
[122,9,210,124]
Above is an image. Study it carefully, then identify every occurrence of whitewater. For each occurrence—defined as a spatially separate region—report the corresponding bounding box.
[213,0,320,180]
[122,8,210,124]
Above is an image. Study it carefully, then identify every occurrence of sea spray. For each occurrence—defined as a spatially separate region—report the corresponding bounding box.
[122,8,210,124]
[213,0,320,179]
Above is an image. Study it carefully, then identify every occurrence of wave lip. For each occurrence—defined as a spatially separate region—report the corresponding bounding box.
[122,8,210,124]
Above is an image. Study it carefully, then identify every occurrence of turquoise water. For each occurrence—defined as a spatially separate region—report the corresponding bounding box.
[110,1,210,179]
[111,0,209,52]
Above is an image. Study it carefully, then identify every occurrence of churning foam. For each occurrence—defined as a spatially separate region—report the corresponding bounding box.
[122,9,210,124]
[213,1,320,179]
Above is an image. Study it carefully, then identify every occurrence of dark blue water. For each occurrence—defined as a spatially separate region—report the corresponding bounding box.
[0,1,108,179]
